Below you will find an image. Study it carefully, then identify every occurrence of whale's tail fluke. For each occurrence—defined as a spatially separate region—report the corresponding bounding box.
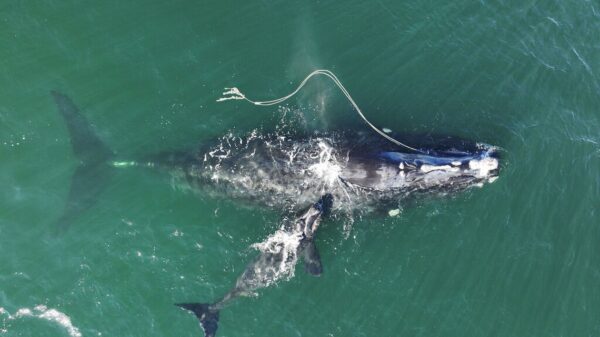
[51,91,114,232]
[176,303,220,337]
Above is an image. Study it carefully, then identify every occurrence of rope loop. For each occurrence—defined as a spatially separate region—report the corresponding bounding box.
[217,70,424,153]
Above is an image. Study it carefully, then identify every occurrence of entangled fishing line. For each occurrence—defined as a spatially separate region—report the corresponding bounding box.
[217,69,425,154]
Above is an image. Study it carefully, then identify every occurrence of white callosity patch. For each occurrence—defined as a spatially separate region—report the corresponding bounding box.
[388,209,401,217]
[468,156,499,179]
[0,305,82,337]
[420,164,459,173]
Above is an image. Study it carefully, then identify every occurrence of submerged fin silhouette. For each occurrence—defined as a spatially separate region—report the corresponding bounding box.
[176,303,219,337]
[51,91,114,232]
[51,91,113,163]
[302,240,323,276]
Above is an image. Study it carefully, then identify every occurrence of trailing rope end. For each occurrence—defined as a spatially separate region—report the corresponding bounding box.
[216,87,246,102]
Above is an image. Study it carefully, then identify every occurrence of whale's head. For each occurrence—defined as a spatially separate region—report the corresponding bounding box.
[314,193,334,215]
[338,141,500,195]
[299,194,333,239]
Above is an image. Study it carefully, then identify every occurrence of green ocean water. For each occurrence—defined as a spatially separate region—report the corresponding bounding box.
[1,1,600,336]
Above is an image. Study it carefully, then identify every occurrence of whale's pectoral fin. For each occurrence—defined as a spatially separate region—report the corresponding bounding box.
[237,290,258,298]
[302,240,323,276]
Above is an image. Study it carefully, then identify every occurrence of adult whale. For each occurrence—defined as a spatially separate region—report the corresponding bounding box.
[51,91,499,228]
[144,128,499,216]
[176,194,333,337]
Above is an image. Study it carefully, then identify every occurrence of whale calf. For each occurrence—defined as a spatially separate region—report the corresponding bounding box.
[177,194,333,337]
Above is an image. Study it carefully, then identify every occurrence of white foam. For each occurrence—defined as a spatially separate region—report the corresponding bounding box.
[1,305,82,337]
[309,161,341,186]
[308,141,341,187]
[251,229,304,285]
[36,306,82,337]
[15,308,33,317]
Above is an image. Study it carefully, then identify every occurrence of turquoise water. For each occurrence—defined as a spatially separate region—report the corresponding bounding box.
[2,1,600,336]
